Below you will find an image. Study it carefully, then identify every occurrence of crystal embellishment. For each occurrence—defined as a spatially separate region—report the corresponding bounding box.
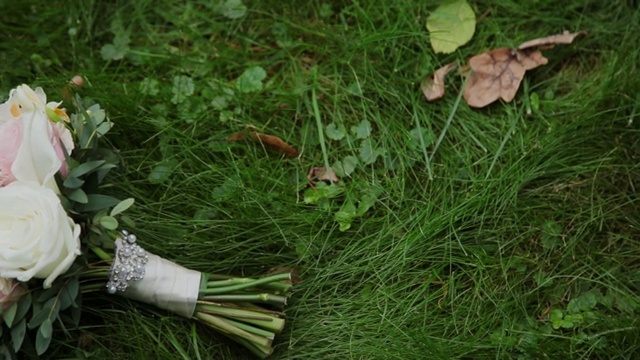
[106,230,149,294]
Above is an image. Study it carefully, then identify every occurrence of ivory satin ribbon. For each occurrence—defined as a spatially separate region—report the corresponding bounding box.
[120,253,201,318]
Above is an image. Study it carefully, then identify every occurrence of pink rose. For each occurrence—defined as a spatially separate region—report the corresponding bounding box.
[0,118,23,186]
[0,84,74,190]
[0,278,26,311]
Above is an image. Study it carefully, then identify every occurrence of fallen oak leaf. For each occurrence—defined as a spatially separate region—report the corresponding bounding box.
[518,30,587,50]
[421,61,457,101]
[463,48,548,108]
[227,131,299,157]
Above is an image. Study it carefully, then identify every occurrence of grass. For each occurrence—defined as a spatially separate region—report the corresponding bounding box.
[2,0,640,358]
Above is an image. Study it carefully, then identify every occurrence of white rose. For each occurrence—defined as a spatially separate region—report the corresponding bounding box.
[0,181,81,288]
[0,84,74,191]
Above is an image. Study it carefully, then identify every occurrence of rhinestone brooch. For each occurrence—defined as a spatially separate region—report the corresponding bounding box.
[106,230,149,294]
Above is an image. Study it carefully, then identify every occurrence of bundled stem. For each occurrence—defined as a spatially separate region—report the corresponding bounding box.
[79,263,293,358]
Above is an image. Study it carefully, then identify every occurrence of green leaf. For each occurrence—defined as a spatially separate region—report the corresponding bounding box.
[78,194,122,212]
[62,176,84,189]
[2,302,17,327]
[111,198,135,217]
[409,127,434,150]
[560,315,575,329]
[211,95,231,110]
[346,82,363,96]
[100,44,126,61]
[335,201,357,231]
[235,66,267,93]
[325,122,347,141]
[29,308,49,330]
[426,0,476,54]
[303,182,345,204]
[334,155,359,177]
[36,320,53,355]
[549,308,563,330]
[59,279,79,311]
[99,215,119,230]
[172,75,195,104]
[140,77,160,96]
[14,293,32,326]
[351,120,372,139]
[357,192,378,216]
[39,319,53,339]
[567,290,599,314]
[67,188,89,204]
[320,3,333,18]
[11,318,26,352]
[96,121,113,136]
[148,163,175,184]
[615,295,639,313]
[359,138,380,165]
[219,0,247,19]
[88,104,106,124]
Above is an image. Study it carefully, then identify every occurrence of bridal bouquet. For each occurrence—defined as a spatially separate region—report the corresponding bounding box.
[0,84,293,358]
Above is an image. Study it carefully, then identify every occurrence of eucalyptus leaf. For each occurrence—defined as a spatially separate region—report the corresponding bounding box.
[15,293,32,325]
[67,188,89,204]
[62,176,85,189]
[59,279,80,310]
[36,321,53,355]
[111,198,135,217]
[100,215,119,230]
[11,318,26,352]
[77,194,122,212]
[39,319,53,339]
[2,302,17,327]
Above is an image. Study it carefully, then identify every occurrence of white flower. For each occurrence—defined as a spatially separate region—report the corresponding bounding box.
[0,181,81,288]
[0,84,74,191]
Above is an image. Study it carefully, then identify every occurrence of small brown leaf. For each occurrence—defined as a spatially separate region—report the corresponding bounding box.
[228,131,299,157]
[227,132,246,141]
[421,62,457,101]
[518,30,587,50]
[463,48,548,108]
[306,167,339,183]
[248,131,299,157]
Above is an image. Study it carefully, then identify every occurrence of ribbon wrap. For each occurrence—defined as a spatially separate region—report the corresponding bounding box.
[120,252,201,318]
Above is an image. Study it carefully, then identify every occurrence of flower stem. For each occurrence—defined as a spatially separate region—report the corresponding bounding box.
[196,302,286,333]
[203,273,291,295]
[201,293,287,307]
[194,312,273,358]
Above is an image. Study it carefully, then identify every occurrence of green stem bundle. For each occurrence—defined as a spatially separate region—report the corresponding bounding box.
[80,265,293,358]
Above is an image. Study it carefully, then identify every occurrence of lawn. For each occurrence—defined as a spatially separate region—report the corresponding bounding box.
[1,0,639,359]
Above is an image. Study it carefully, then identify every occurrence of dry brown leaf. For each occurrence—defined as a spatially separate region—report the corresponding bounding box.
[518,30,587,50]
[227,132,246,141]
[248,131,299,157]
[227,131,299,157]
[463,48,548,108]
[421,62,457,101]
[306,167,339,183]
